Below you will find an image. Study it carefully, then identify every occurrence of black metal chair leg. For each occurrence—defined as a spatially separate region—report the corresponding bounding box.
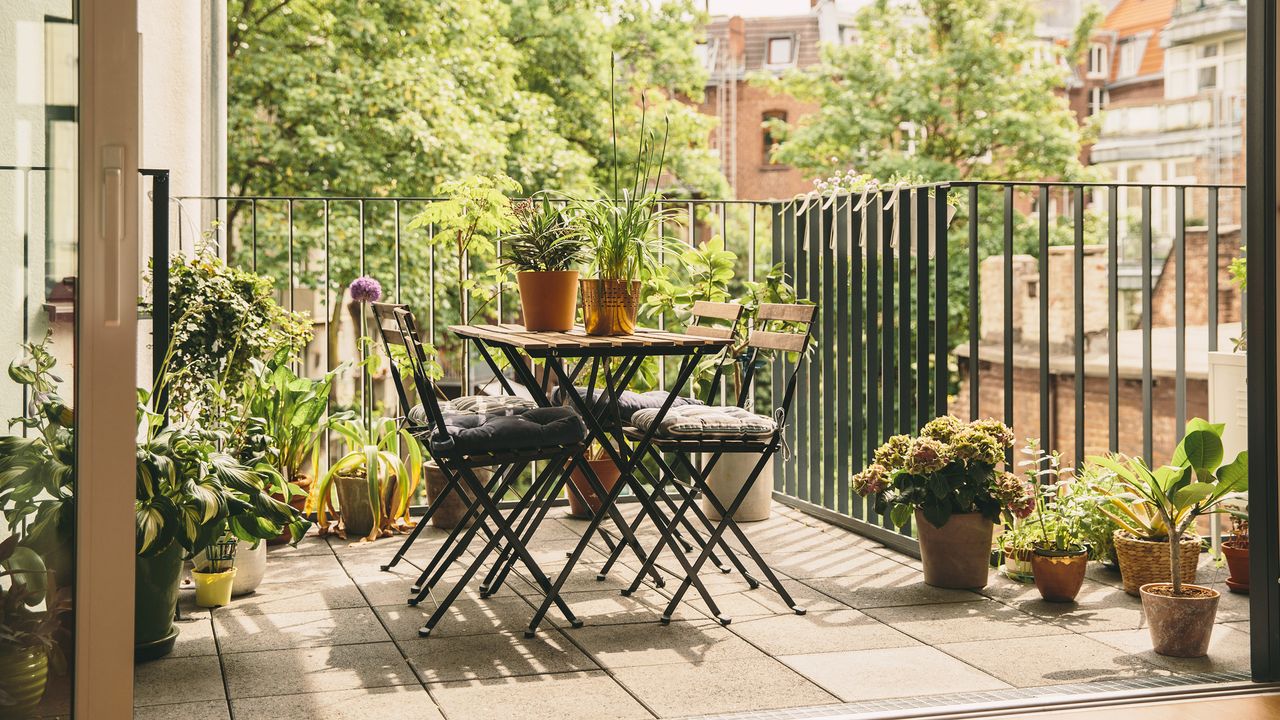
[408,465,508,598]
[650,450,754,581]
[480,458,573,596]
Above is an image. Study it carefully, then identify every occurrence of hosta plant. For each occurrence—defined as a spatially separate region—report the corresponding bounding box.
[315,417,424,541]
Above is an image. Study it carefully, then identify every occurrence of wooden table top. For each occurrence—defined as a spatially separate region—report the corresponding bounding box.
[449,323,731,356]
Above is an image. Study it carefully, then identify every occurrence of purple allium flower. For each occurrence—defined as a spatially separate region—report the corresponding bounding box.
[350,276,382,304]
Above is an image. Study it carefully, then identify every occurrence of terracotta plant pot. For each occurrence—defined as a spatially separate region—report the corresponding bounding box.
[1002,545,1035,583]
[1114,531,1200,596]
[568,458,622,519]
[517,270,579,331]
[1222,541,1249,593]
[580,278,640,336]
[915,509,993,589]
[1031,547,1088,602]
[424,462,493,529]
[1140,582,1220,657]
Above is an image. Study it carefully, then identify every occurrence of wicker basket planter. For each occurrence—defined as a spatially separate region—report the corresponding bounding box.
[1114,530,1200,596]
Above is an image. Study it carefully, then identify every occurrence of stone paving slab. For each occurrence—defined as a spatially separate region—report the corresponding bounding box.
[778,646,1011,702]
[400,629,598,683]
[221,642,418,699]
[213,607,392,653]
[610,656,837,717]
[230,685,444,720]
[428,671,652,720]
[936,633,1168,687]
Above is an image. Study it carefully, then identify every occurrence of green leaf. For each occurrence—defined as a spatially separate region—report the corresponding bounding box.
[889,503,913,529]
[1174,428,1224,479]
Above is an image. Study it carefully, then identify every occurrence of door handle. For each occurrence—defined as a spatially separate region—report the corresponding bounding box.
[101,146,124,326]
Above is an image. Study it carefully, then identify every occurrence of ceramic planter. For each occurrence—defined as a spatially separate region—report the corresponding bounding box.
[700,452,773,522]
[1002,545,1034,583]
[915,509,993,589]
[135,543,183,661]
[334,471,378,537]
[268,473,313,546]
[0,645,48,717]
[1222,541,1249,593]
[424,462,492,529]
[1140,582,1220,657]
[517,270,579,331]
[194,539,265,597]
[568,459,622,519]
[580,278,640,336]
[193,567,238,608]
[1031,547,1088,602]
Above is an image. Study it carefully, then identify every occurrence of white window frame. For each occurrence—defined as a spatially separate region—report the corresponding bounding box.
[765,35,797,68]
[1117,39,1142,79]
[1087,42,1108,79]
[1089,86,1109,115]
[1165,37,1247,99]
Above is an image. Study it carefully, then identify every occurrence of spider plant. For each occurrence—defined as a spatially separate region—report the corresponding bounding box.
[501,193,586,273]
[315,417,423,541]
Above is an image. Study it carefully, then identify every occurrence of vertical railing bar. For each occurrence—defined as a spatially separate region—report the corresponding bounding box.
[968,185,979,421]
[251,198,258,272]
[287,199,296,313]
[323,199,332,471]
[1175,186,1187,438]
[898,188,912,435]
[851,198,865,520]
[835,194,851,515]
[797,201,812,503]
[393,200,402,303]
[915,187,929,429]
[1073,185,1085,463]
[786,201,800,498]
[1038,185,1051,456]
[771,202,785,492]
[881,190,896,529]
[819,199,835,509]
[1108,186,1119,453]
[1003,185,1015,465]
[1141,186,1154,465]
[1208,187,1220,352]
[934,186,949,418]
[866,195,880,496]
[658,203,667,391]
[748,203,757,403]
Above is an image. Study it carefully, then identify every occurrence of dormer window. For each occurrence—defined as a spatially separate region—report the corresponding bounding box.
[1087,43,1108,79]
[766,36,796,68]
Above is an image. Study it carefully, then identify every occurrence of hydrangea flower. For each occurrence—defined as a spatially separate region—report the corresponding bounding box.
[350,275,383,304]
[950,427,1005,466]
[921,415,963,443]
[969,418,1015,448]
[873,434,914,469]
[852,463,890,496]
[906,436,950,475]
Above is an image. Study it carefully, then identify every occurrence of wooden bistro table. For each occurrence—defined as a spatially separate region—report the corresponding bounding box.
[449,323,731,637]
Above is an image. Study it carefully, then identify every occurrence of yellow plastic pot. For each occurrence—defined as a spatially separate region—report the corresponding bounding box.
[193,567,238,608]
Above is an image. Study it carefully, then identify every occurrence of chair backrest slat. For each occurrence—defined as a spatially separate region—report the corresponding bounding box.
[371,301,448,435]
[748,329,808,353]
[740,302,816,426]
[685,324,734,340]
[688,301,745,405]
[757,303,816,323]
[689,300,742,321]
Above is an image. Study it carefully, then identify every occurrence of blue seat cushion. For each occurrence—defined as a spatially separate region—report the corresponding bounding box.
[551,386,704,422]
[430,406,587,455]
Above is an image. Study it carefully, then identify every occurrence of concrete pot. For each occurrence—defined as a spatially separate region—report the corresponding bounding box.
[915,509,992,589]
[700,453,773,522]
[424,462,492,529]
[1140,583,1220,657]
[1031,548,1088,602]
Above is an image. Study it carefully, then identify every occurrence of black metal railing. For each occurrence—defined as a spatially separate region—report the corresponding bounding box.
[144,180,1247,551]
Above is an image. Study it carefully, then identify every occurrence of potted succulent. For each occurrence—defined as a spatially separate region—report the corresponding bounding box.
[852,416,1034,589]
[1020,443,1089,602]
[315,417,423,541]
[0,538,70,717]
[502,193,587,331]
[1220,504,1249,593]
[1091,418,1247,657]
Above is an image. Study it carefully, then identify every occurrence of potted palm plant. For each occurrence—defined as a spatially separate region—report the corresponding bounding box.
[502,193,587,331]
[852,417,1033,589]
[0,538,70,717]
[1020,443,1089,603]
[1091,418,1247,657]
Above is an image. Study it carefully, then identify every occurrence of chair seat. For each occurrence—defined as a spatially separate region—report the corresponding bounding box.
[630,404,776,440]
[552,386,703,422]
[430,406,587,455]
[409,395,537,427]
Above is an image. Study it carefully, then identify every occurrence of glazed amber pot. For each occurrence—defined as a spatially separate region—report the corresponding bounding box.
[580,278,640,336]
[1031,547,1088,602]
[517,270,579,331]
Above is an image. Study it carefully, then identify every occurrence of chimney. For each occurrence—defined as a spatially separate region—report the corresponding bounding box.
[728,16,745,69]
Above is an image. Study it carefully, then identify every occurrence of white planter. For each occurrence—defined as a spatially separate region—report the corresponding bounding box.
[196,540,266,597]
[1207,350,1248,553]
[700,453,773,522]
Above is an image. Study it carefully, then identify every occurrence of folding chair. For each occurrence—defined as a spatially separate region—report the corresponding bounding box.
[620,302,817,624]
[370,303,590,636]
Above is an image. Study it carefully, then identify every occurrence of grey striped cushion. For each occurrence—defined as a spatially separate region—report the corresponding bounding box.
[631,405,776,439]
[409,395,536,426]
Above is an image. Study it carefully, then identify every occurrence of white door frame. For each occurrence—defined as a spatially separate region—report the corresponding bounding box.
[77,0,139,715]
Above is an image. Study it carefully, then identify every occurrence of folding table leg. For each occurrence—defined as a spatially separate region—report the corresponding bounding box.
[479,457,575,597]
[408,464,508,598]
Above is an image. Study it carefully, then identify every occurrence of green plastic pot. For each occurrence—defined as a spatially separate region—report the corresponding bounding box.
[0,644,48,718]
[135,543,183,662]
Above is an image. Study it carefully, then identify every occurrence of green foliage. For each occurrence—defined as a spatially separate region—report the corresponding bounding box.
[162,247,312,424]
[1067,461,1125,562]
[0,536,70,662]
[501,193,587,273]
[1017,441,1089,553]
[1089,418,1248,594]
[315,416,424,541]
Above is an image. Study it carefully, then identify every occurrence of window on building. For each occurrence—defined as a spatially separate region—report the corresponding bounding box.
[1117,39,1142,79]
[762,110,786,165]
[1165,37,1246,99]
[766,36,795,67]
[1087,43,1108,78]
[1089,86,1108,115]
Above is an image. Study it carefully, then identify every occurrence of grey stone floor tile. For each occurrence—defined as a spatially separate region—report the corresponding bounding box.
[374,596,540,639]
[214,607,391,653]
[225,580,368,614]
[428,671,651,720]
[728,608,920,656]
[761,549,913,579]
[611,656,836,716]
[133,700,230,720]
[259,552,348,583]
[801,569,982,610]
[567,618,766,668]
[780,646,1011,701]
[134,655,226,707]
[1084,623,1252,675]
[230,685,443,720]
[548,588,663,625]
[222,642,416,699]
[939,633,1168,687]
[170,615,217,657]
[400,629,598,682]
[733,523,881,555]
[268,535,335,557]
[983,577,1149,633]
[863,600,1070,644]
